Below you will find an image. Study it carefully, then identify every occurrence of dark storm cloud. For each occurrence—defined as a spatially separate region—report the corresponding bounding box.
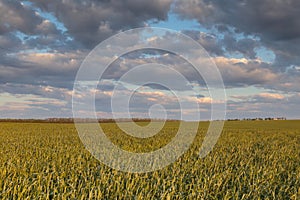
[0,0,173,90]
[29,0,173,48]
[174,0,300,67]
[0,0,76,54]
[0,0,42,35]
[0,33,22,51]
[174,0,300,40]
[0,0,171,54]
[182,30,224,56]
[182,30,260,59]
[222,34,258,59]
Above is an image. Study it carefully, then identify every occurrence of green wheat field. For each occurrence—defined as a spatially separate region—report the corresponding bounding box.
[0,120,299,199]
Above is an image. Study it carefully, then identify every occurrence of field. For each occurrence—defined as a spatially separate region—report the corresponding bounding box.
[0,120,299,199]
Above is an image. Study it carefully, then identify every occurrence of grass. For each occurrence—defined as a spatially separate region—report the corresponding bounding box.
[0,121,299,199]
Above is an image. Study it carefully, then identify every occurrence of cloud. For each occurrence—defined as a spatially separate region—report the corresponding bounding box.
[35,19,60,35]
[222,34,258,59]
[0,51,86,89]
[258,93,285,100]
[214,57,278,87]
[29,0,173,48]
[0,92,69,118]
[174,0,300,41]
[231,92,286,102]
[182,30,224,56]
[0,33,22,51]
[174,0,300,67]
[0,0,299,119]
[0,0,42,35]
[227,92,300,119]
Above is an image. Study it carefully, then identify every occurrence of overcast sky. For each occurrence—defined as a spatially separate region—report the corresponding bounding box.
[0,0,299,119]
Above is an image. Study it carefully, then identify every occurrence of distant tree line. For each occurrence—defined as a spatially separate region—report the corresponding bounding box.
[0,117,287,123]
[227,117,287,121]
[0,118,180,123]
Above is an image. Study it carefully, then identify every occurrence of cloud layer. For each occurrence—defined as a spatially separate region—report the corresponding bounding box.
[0,0,299,119]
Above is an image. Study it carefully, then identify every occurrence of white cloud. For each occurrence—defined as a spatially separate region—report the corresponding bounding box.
[258,93,285,100]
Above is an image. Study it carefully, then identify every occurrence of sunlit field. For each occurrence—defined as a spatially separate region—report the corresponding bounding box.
[0,121,299,199]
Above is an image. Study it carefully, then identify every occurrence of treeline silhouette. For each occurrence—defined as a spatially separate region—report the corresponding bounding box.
[227,117,286,121]
[0,117,287,123]
[0,118,180,123]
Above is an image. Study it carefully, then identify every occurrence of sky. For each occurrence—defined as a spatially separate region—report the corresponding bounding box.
[0,0,300,120]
